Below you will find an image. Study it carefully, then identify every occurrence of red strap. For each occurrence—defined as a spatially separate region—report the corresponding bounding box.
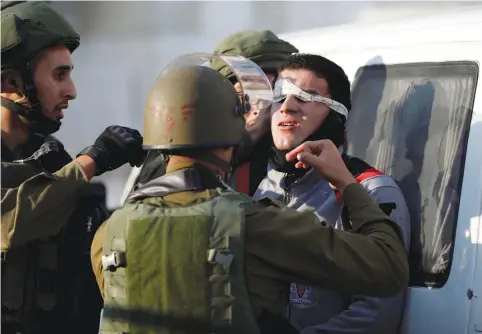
[335,167,384,203]
[236,162,250,195]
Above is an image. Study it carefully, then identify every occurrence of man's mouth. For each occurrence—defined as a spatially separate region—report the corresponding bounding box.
[247,120,257,128]
[55,104,68,120]
[278,120,300,129]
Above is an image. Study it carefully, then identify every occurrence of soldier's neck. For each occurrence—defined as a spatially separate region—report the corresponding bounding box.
[1,106,30,153]
[168,155,226,179]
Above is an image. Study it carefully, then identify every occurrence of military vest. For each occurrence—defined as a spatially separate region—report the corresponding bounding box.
[100,165,260,334]
[1,136,106,334]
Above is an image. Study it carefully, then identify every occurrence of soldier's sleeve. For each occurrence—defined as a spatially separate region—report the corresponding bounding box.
[1,160,91,251]
[91,222,106,299]
[244,182,409,298]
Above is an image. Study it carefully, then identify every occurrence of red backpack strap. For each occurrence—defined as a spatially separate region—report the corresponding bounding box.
[236,162,251,195]
[335,156,385,231]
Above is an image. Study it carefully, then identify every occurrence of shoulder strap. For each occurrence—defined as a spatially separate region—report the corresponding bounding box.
[334,155,385,203]
[336,155,385,231]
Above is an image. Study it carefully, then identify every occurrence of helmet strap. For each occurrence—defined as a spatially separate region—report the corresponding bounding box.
[1,61,61,137]
[19,61,42,111]
[179,150,232,174]
[0,96,60,138]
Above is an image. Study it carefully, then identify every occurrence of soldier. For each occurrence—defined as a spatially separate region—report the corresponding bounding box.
[211,30,299,196]
[91,55,409,334]
[1,2,144,333]
[120,30,298,202]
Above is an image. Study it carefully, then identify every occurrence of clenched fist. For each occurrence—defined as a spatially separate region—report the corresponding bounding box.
[77,126,146,176]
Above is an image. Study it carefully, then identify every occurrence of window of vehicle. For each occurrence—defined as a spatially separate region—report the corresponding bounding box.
[347,61,478,287]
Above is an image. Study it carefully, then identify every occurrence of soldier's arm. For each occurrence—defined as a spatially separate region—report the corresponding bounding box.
[301,185,412,334]
[91,222,106,298]
[1,157,96,251]
[245,182,409,298]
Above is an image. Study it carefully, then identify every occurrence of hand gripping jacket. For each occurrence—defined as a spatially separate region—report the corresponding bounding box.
[100,166,260,334]
[1,137,106,334]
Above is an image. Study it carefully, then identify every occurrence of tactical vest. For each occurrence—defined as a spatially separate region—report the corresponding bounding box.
[1,137,106,334]
[100,166,260,334]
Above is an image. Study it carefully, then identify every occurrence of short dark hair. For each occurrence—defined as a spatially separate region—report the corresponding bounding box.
[280,53,352,112]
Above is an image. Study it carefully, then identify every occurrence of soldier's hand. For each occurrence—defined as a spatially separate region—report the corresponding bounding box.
[77,126,146,176]
[285,139,356,192]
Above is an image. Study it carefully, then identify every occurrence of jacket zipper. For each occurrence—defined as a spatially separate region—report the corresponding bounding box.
[282,174,293,205]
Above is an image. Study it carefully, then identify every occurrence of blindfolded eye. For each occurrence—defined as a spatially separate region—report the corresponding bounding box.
[296,94,313,102]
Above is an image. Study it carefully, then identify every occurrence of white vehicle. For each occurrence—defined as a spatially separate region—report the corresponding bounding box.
[120,6,482,333]
[278,6,482,334]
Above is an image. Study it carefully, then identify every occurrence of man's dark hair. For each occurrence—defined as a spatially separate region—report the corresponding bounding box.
[280,53,352,112]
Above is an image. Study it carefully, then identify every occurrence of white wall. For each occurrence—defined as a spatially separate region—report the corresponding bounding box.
[49,1,478,208]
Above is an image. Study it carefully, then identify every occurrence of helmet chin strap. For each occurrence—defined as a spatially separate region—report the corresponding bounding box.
[0,96,61,137]
[181,150,232,174]
[1,61,61,137]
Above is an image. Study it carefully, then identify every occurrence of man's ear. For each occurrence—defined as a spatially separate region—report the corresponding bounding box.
[1,69,23,93]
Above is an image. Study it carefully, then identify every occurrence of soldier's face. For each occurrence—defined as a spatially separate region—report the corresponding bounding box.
[233,72,276,128]
[32,45,77,122]
[270,69,331,150]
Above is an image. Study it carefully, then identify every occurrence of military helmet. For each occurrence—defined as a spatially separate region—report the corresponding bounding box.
[1,1,80,68]
[143,53,273,152]
[143,65,244,151]
[212,29,299,79]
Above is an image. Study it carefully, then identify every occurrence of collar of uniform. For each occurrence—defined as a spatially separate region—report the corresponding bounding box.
[166,159,197,174]
[164,159,217,205]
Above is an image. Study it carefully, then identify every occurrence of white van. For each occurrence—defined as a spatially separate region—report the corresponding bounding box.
[119,6,482,333]
[278,6,482,334]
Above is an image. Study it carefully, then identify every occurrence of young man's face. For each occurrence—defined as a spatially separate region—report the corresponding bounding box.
[271,69,331,150]
[32,45,77,123]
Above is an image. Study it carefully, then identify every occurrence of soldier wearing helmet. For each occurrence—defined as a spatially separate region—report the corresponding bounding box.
[90,54,409,334]
[1,2,145,333]
[121,30,298,203]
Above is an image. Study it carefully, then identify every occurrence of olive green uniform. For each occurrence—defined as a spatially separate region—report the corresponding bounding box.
[1,138,106,334]
[91,160,409,321]
[1,160,91,250]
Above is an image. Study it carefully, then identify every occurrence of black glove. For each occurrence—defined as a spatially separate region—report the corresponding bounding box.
[77,126,145,176]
